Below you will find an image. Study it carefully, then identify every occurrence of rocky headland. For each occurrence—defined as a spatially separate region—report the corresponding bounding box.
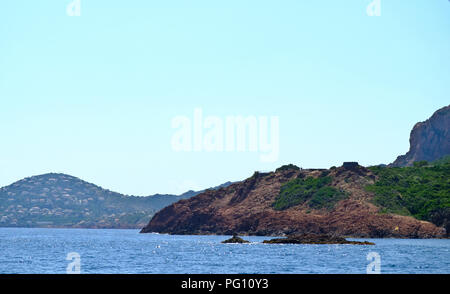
[141,162,447,238]
[141,105,449,238]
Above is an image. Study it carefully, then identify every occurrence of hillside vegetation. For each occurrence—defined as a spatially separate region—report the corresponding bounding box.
[273,175,348,211]
[0,173,217,228]
[366,157,450,232]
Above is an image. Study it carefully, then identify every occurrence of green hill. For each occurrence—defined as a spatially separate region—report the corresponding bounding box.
[366,156,450,233]
[0,173,232,229]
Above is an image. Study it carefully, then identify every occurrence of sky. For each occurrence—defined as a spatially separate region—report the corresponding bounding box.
[0,0,449,195]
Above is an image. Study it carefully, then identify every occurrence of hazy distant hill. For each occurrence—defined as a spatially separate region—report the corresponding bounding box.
[0,173,232,229]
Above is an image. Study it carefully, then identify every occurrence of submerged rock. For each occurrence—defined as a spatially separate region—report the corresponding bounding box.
[263,234,375,245]
[222,235,250,244]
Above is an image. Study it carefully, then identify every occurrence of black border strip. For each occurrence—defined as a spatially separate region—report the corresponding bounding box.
[0,274,447,291]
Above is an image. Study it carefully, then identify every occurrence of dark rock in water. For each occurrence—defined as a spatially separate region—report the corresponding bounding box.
[263,234,375,245]
[222,235,250,244]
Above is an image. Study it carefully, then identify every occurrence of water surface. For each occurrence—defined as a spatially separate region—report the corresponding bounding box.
[0,228,449,274]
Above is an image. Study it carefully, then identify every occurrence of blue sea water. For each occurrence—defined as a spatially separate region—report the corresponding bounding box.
[0,228,449,274]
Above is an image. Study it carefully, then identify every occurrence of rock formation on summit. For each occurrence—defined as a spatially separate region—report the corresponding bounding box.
[391,105,449,167]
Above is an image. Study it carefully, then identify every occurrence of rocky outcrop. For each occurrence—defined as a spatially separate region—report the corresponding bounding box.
[262,234,375,245]
[391,105,450,167]
[141,164,445,238]
[221,235,250,244]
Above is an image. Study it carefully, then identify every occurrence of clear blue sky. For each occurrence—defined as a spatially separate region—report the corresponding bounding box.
[1,0,449,195]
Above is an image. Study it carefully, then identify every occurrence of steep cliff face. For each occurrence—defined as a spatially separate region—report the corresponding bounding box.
[141,164,445,238]
[391,105,450,167]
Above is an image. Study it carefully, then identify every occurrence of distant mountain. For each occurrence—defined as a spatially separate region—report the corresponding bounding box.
[135,181,234,212]
[0,173,233,229]
[391,105,450,167]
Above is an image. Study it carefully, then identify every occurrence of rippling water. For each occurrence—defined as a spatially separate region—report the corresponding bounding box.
[0,228,449,274]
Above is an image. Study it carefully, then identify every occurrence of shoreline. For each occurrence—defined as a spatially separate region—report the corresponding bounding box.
[0,227,448,239]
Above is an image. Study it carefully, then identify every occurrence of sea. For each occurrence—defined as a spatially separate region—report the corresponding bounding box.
[0,228,449,274]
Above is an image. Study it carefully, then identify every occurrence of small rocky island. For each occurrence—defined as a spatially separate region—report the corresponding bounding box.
[263,234,375,245]
[222,234,250,244]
